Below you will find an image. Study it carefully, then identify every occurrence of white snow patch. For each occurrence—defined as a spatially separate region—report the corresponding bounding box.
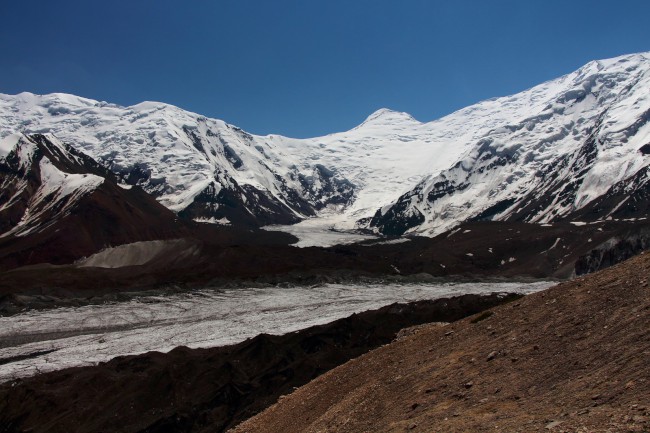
[38,158,104,200]
[0,133,20,158]
[542,237,562,254]
[361,238,411,246]
[606,197,629,217]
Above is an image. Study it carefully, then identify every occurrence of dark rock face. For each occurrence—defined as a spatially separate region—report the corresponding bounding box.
[111,163,163,195]
[0,293,520,433]
[178,161,357,227]
[297,164,355,210]
[574,227,650,275]
[505,128,601,223]
[178,176,307,227]
[471,199,517,222]
[426,177,469,203]
[368,179,431,236]
[222,144,244,169]
[369,197,425,236]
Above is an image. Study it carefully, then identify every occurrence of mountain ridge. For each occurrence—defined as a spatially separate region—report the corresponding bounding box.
[1,52,649,241]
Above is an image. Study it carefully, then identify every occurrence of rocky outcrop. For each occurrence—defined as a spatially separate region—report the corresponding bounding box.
[574,226,650,275]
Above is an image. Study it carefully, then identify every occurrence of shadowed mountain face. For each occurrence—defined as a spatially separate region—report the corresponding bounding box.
[0,133,300,271]
[1,217,648,308]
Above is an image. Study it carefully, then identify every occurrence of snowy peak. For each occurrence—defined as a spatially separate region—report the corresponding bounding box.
[359,108,420,127]
[0,92,358,228]
[580,51,650,72]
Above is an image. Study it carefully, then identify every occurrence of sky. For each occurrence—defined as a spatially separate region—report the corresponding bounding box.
[1,0,650,138]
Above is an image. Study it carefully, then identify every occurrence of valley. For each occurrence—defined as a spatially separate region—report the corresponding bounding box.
[0,51,649,432]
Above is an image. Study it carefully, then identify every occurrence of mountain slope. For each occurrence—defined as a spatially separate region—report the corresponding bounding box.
[0,133,187,268]
[231,251,650,433]
[369,53,650,235]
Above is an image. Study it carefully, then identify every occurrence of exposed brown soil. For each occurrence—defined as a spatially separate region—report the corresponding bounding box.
[231,251,650,433]
[0,293,517,433]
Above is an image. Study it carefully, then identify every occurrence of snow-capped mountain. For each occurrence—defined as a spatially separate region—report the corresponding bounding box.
[1,52,649,238]
[0,94,479,231]
[0,94,358,227]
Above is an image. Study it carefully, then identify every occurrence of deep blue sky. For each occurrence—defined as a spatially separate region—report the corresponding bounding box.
[1,1,649,137]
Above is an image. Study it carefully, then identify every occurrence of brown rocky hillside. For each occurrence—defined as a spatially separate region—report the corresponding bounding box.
[231,251,650,433]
